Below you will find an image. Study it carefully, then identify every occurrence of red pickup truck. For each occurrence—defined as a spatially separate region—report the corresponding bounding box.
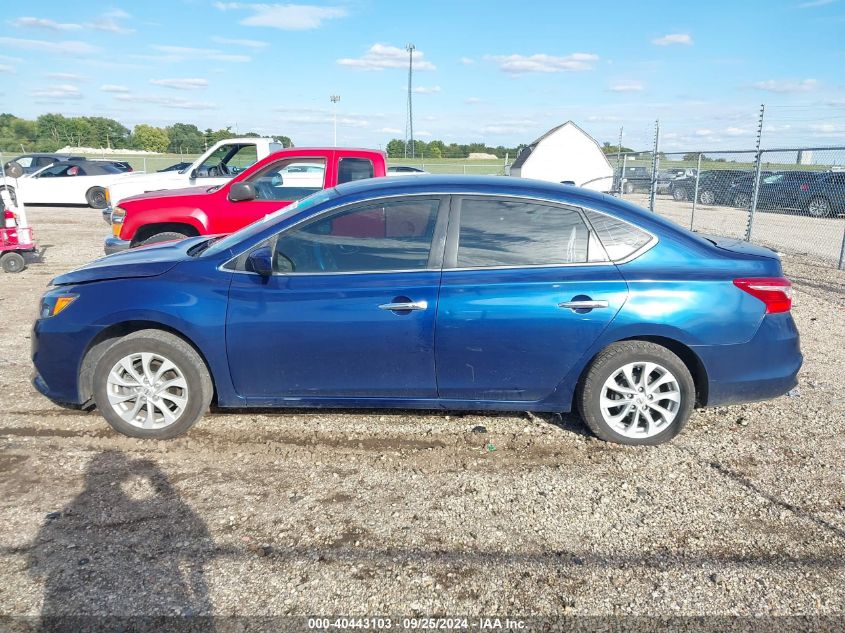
[105,147,386,254]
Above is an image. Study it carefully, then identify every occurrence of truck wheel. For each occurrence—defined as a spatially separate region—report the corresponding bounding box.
[86,187,108,209]
[805,196,831,218]
[92,329,213,439]
[1,252,26,273]
[699,189,716,205]
[137,231,190,248]
[672,187,688,202]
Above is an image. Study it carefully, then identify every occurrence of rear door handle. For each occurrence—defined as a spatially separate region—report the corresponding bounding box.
[378,301,428,311]
[558,300,609,310]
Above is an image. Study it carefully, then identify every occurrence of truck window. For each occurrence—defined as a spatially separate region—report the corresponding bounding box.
[247,157,327,201]
[196,144,258,178]
[337,157,374,184]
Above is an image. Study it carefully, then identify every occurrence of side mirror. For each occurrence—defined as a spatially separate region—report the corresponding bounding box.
[246,246,273,277]
[4,161,23,179]
[228,182,257,202]
[189,168,198,179]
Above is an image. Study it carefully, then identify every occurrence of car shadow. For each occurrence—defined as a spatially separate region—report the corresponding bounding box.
[27,450,216,631]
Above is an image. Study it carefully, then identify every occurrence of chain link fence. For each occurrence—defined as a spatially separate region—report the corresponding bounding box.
[613,147,845,269]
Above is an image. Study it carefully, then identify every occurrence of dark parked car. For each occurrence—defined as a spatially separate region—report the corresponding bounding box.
[728,171,822,210]
[669,169,750,204]
[618,166,651,193]
[157,162,193,173]
[9,153,82,175]
[796,171,845,217]
[32,176,801,446]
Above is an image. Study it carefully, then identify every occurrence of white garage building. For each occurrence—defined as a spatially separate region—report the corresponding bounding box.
[508,121,614,192]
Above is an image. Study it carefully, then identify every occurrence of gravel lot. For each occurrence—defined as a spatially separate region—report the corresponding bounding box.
[1,205,844,625]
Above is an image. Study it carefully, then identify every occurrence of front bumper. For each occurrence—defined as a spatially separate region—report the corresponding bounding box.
[101,206,113,225]
[104,236,130,255]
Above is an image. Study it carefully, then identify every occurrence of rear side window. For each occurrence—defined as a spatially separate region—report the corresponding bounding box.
[585,210,652,261]
[338,157,374,184]
[456,198,591,267]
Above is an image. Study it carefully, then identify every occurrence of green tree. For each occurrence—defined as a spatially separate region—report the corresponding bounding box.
[132,124,170,153]
[385,139,406,158]
[683,152,707,162]
[166,123,205,153]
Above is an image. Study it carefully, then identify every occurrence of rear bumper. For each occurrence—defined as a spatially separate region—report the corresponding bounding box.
[695,312,802,407]
[104,236,130,255]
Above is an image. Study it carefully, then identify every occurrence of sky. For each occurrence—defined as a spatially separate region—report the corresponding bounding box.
[1,0,845,152]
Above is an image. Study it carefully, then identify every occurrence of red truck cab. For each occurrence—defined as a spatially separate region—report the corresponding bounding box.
[105,148,386,254]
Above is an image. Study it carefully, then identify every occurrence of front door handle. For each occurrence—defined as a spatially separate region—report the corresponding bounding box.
[378,300,428,311]
[558,299,609,310]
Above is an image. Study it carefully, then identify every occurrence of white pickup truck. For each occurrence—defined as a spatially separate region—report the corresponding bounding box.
[102,137,283,222]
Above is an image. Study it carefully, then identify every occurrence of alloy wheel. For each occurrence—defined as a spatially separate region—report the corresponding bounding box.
[106,352,189,429]
[599,361,681,439]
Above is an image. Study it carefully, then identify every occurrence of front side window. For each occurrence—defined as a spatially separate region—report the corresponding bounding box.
[270,198,440,273]
[247,158,326,201]
[196,144,257,177]
[456,198,592,268]
[15,156,33,168]
[38,164,85,178]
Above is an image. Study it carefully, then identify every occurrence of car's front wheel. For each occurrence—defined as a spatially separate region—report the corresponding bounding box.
[699,189,716,205]
[672,187,688,202]
[577,341,695,445]
[92,330,213,439]
[805,196,831,218]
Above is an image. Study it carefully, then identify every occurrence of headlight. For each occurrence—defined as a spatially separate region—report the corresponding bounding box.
[111,206,126,224]
[40,294,78,318]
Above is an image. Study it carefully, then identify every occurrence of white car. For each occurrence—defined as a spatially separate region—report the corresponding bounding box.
[3,160,127,209]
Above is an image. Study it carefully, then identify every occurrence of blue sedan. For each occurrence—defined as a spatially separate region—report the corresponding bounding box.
[32,176,802,445]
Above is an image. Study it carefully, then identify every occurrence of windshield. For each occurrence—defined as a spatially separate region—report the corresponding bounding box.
[203,187,340,257]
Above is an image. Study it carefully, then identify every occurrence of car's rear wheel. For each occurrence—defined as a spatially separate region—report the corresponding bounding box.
[699,189,716,205]
[672,187,688,202]
[733,192,751,208]
[92,330,213,439]
[577,341,695,445]
[137,231,190,248]
[805,196,831,218]
[86,186,108,209]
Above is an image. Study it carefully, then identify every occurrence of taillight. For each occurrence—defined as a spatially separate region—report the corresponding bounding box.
[733,277,792,313]
[800,183,809,191]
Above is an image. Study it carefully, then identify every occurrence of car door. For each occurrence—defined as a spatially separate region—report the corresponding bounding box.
[20,164,71,204]
[434,196,629,402]
[225,195,449,401]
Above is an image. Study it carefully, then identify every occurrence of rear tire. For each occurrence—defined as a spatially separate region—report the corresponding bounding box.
[733,192,751,208]
[699,189,716,205]
[577,341,695,446]
[672,187,688,202]
[1,252,26,273]
[137,231,190,248]
[92,329,213,439]
[805,196,831,218]
[85,187,107,209]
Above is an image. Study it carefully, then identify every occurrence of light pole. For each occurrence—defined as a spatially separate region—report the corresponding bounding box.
[405,43,415,158]
[330,95,340,146]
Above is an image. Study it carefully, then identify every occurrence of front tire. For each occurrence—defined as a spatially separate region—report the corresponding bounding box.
[577,341,695,445]
[92,330,213,439]
[136,231,191,248]
[672,187,688,202]
[805,196,831,218]
[86,186,107,209]
[699,189,716,205]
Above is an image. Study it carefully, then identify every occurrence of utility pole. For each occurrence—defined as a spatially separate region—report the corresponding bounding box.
[745,104,766,242]
[648,120,660,212]
[405,43,415,159]
[330,95,340,146]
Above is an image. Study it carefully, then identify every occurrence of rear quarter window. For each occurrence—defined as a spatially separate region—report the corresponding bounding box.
[585,210,653,261]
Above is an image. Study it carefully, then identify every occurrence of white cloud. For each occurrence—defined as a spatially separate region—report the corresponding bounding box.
[29,84,82,100]
[608,81,644,92]
[0,37,99,55]
[487,53,599,74]
[379,127,402,134]
[725,127,751,136]
[88,17,135,34]
[652,33,693,46]
[338,44,435,71]
[213,3,347,29]
[9,17,82,31]
[753,78,818,93]
[46,72,87,81]
[0,65,14,74]
[481,119,537,135]
[115,94,218,110]
[104,8,131,19]
[150,78,209,90]
[149,45,250,63]
[465,97,482,104]
[460,57,474,65]
[413,85,441,94]
[797,0,837,7]
[100,84,130,93]
[211,36,269,48]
